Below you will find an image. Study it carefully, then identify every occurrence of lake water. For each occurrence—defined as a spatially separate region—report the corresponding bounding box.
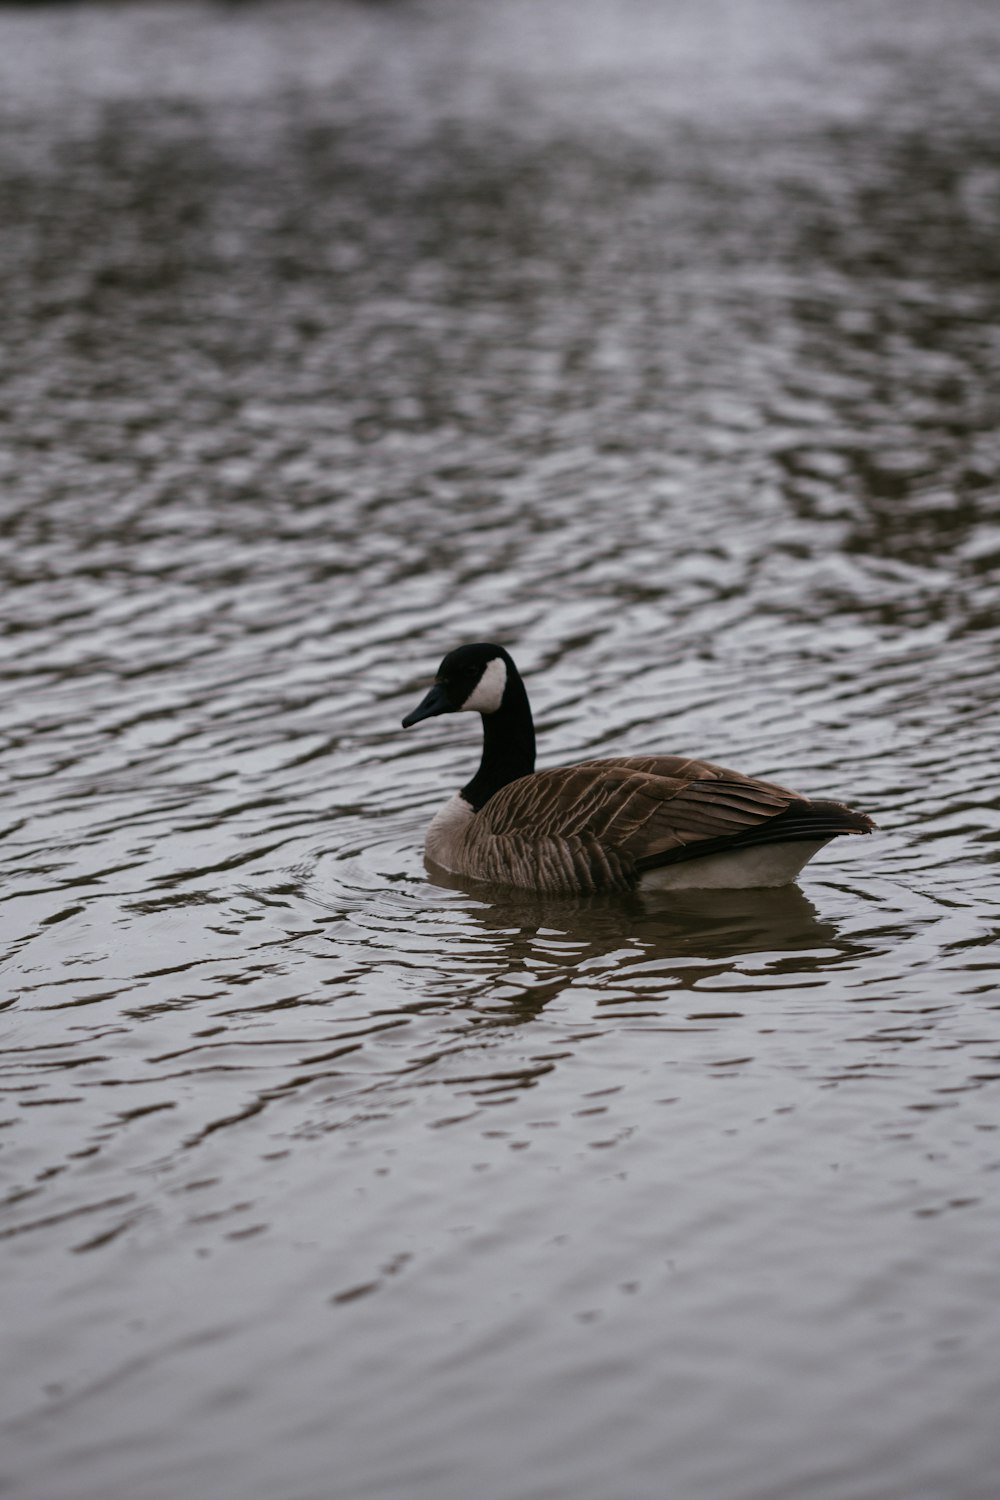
[2,2,1000,1497]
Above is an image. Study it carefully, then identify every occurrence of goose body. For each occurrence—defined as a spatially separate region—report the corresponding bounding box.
[402,644,874,896]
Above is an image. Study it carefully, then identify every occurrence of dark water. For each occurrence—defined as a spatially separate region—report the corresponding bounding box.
[2,2,1000,1496]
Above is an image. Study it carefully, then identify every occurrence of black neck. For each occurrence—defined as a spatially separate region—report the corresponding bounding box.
[462,665,536,811]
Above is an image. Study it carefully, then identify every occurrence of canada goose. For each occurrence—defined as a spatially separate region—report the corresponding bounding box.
[402,644,874,895]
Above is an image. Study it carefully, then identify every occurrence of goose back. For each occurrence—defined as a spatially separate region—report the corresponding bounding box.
[425,755,871,895]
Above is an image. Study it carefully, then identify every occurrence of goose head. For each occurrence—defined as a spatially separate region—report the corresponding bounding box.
[402,643,512,727]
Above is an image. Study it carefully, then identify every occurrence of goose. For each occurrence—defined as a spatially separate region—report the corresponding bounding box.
[402,643,874,895]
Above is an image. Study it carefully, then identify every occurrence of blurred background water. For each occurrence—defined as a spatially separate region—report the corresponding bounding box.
[1,2,1000,1497]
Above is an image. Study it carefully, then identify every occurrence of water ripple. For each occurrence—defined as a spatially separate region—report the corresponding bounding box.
[2,3,1000,1499]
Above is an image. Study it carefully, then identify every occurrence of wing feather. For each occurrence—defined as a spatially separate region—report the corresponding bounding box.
[461,755,871,893]
[474,756,790,862]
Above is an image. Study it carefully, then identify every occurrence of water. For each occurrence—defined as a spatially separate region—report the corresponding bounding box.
[2,2,1000,1496]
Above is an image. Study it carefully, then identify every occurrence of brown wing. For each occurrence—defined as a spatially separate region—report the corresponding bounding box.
[468,754,875,893]
[479,756,792,857]
[460,756,808,892]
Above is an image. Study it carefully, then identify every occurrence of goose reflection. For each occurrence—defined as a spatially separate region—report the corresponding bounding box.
[425,866,853,1024]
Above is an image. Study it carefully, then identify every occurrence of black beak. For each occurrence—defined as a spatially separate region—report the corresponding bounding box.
[401,681,451,728]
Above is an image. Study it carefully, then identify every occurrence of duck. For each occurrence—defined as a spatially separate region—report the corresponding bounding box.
[401,643,874,895]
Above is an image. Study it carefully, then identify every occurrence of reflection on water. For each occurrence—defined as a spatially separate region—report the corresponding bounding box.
[2,2,1000,1498]
[430,871,846,970]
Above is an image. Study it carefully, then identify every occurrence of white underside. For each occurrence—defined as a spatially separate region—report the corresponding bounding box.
[639,839,830,891]
[424,793,475,872]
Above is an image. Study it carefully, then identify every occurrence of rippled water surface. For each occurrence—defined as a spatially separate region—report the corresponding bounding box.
[2,2,1000,1496]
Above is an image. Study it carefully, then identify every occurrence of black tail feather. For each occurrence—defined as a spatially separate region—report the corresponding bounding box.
[636,799,875,873]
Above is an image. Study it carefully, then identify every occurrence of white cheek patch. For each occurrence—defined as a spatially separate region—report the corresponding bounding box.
[460,656,507,714]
